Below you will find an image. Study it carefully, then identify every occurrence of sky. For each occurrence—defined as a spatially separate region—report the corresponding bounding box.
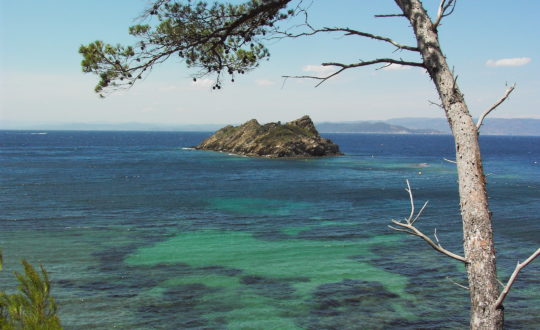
[1,0,539,126]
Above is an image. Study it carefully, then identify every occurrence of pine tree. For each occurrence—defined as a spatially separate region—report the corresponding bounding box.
[0,250,62,329]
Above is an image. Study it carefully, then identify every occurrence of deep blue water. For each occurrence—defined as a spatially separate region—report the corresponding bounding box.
[0,131,539,329]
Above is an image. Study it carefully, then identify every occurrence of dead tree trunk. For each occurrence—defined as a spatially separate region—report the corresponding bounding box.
[397,1,503,328]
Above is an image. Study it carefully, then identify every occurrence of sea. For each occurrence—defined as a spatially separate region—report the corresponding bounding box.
[0,130,539,329]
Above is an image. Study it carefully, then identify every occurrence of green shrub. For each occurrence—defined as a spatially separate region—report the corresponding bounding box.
[0,250,62,329]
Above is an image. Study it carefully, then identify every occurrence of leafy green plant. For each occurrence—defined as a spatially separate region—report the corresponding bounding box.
[0,250,62,329]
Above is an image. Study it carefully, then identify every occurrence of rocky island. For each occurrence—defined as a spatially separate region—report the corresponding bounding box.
[195,115,342,158]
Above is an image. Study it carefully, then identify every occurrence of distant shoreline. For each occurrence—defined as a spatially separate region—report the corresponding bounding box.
[1,117,539,136]
[2,129,540,137]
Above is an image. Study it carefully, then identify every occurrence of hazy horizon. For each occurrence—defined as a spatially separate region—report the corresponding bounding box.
[1,1,539,125]
[3,116,540,136]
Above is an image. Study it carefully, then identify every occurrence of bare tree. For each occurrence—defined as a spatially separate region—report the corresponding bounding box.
[387,2,536,328]
[79,0,538,328]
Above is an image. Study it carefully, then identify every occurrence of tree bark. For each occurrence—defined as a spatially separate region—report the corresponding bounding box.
[396,0,503,328]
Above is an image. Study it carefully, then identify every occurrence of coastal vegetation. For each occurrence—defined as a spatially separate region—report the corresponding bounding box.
[195,115,342,157]
[0,250,62,329]
[79,0,539,328]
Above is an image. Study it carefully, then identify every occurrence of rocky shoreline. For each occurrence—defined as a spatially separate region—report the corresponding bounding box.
[194,115,342,158]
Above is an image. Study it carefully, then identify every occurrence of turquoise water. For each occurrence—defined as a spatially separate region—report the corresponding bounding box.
[0,131,539,328]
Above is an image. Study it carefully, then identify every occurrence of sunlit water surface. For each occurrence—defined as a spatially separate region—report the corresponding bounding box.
[1,131,539,329]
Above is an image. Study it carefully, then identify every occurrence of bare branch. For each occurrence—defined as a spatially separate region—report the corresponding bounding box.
[327,28,419,51]
[433,0,457,29]
[428,100,444,109]
[411,200,428,225]
[281,74,334,88]
[406,179,415,220]
[495,248,540,309]
[443,158,457,164]
[389,180,467,263]
[476,83,516,131]
[276,26,418,52]
[388,225,415,236]
[374,14,406,18]
[376,63,393,71]
[433,0,447,28]
[283,58,424,87]
[390,218,466,263]
[446,276,469,290]
[324,60,425,69]
[452,74,459,91]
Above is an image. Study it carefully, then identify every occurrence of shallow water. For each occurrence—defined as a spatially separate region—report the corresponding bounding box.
[1,131,539,329]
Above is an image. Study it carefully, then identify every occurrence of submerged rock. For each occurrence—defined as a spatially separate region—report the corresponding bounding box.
[195,115,342,158]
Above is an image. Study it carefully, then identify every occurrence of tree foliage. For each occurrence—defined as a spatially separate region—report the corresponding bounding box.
[80,0,293,96]
[0,250,62,330]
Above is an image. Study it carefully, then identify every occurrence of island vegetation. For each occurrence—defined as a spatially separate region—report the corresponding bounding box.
[195,115,342,158]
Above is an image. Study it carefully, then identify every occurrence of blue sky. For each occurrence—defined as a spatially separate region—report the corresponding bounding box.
[1,0,538,126]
